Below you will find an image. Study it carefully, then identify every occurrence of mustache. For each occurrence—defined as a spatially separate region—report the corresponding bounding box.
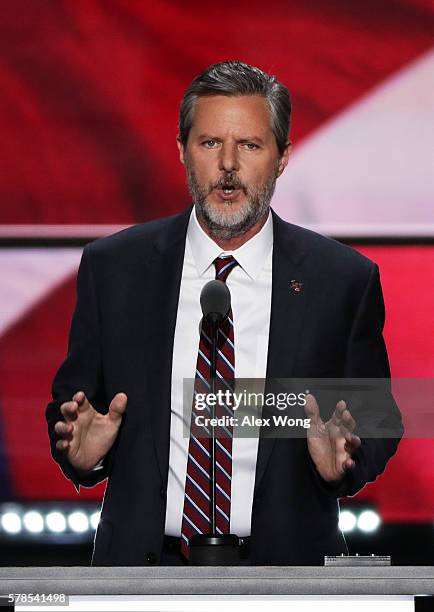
[210,174,246,192]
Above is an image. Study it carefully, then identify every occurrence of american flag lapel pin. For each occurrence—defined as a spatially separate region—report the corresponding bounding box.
[289,279,303,293]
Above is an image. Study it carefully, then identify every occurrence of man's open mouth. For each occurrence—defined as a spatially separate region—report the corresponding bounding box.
[214,185,242,201]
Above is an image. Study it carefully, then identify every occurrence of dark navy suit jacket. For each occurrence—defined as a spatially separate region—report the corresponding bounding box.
[46,207,403,565]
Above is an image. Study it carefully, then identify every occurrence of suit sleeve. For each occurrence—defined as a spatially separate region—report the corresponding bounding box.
[45,244,113,492]
[310,262,404,498]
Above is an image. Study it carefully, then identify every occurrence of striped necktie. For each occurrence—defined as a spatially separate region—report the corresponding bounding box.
[180,255,238,560]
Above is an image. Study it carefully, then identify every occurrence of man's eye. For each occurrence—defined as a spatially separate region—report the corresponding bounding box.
[243,143,259,150]
[203,140,218,148]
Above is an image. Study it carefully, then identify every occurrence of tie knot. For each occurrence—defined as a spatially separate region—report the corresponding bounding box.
[214,255,238,282]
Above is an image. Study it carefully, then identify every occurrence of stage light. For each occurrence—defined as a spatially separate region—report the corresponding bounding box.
[23,511,44,533]
[90,511,100,530]
[358,510,381,532]
[1,512,22,534]
[68,511,89,533]
[339,510,357,532]
[46,511,66,533]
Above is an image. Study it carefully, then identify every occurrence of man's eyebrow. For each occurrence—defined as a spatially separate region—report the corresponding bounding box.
[196,134,221,141]
[195,134,265,144]
[238,137,265,145]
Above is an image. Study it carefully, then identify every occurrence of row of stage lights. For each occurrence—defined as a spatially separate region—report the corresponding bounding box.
[0,503,100,539]
[0,503,380,540]
[1,510,100,534]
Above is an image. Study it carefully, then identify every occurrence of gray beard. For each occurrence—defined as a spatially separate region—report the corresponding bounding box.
[185,161,279,240]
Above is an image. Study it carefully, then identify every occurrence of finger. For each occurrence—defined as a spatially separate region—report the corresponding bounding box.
[341,408,356,432]
[304,394,320,422]
[72,391,86,404]
[60,401,78,422]
[72,391,91,412]
[54,421,73,437]
[342,456,356,471]
[108,392,128,423]
[338,422,351,439]
[331,400,346,426]
[338,425,352,444]
[56,438,70,451]
[329,419,351,441]
[344,433,361,453]
[304,394,326,435]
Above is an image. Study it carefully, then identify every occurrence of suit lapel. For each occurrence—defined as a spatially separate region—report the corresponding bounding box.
[254,210,310,495]
[142,207,191,484]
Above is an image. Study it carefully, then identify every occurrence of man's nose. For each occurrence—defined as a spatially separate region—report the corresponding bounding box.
[218,143,239,173]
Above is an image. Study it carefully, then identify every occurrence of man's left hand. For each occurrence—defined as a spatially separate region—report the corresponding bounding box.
[304,393,361,483]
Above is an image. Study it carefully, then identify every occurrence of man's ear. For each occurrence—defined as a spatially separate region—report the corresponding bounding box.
[176,135,185,165]
[276,140,292,177]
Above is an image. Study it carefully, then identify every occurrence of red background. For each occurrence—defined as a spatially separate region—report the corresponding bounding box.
[0,0,433,522]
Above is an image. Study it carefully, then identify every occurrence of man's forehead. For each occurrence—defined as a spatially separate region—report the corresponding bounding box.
[190,94,273,135]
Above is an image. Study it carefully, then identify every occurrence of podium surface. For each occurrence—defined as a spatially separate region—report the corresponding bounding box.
[1,566,433,595]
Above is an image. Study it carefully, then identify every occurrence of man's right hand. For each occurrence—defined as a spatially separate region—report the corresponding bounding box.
[54,391,127,472]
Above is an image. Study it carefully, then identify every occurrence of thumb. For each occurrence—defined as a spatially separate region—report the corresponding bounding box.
[108,392,128,423]
[304,393,325,435]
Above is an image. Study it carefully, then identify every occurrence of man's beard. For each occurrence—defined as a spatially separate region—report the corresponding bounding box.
[184,159,279,240]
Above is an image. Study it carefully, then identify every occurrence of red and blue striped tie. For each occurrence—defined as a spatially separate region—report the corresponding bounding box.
[180,255,238,559]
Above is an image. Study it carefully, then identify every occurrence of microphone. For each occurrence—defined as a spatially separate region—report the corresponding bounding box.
[200,279,231,325]
[189,278,240,566]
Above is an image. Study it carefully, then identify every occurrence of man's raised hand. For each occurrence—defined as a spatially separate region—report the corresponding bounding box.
[304,393,361,484]
[54,391,127,472]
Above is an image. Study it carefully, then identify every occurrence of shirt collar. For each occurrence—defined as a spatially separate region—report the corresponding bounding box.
[187,206,273,280]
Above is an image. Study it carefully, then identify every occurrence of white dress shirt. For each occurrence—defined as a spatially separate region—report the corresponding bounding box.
[165,208,273,537]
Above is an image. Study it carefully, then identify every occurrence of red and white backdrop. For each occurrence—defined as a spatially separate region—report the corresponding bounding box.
[0,1,433,522]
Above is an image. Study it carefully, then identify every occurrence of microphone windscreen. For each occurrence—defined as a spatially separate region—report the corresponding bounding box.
[200,280,231,321]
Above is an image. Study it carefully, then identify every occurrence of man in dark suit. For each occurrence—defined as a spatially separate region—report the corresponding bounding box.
[46,61,403,566]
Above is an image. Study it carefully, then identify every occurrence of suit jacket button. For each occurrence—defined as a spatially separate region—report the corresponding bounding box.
[160,487,166,498]
[146,552,157,564]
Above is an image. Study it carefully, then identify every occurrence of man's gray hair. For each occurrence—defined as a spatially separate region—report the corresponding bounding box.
[179,61,291,155]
